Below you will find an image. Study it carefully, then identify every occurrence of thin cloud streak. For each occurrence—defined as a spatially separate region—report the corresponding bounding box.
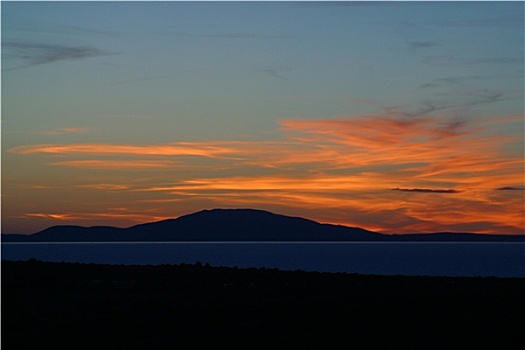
[435,15,524,28]
[496,186,525,191]
[418,75,483,89]
[77,184,131,191]
[138,175,381,193]
[51,160,177,170]
[136,181,523,234]
[9,143,244,158]
[392,188,460,194]
[36,127,90,136]
[2,42,109,71]
[423,55,522,66]
[183,32,287,40]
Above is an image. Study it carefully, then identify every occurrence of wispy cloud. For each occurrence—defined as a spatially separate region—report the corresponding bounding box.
[261,66,292,80]
[3,16,117,37]
[36,127,90,136]
[435,15,524,28]
[51,160,177,170]
[280,115,470,147]
[418,75,482,89]
[300,1,396,8]
[60,127,89,133]
[186,32,287,40]
[24,210,171,225]
[9,142,244,158]
[77,184,131,191]
[393,89,516,117]
[2,42,109,71]
[392,188,460,194]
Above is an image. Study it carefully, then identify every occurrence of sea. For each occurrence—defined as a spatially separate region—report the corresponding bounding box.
[2,242,524,278]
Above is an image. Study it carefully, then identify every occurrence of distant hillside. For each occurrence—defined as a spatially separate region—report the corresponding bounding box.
[2,208,524,242]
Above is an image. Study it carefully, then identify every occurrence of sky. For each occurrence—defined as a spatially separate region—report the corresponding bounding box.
[1,1,524,235]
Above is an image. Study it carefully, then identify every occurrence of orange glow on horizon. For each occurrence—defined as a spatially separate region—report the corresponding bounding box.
[6,114,524,235]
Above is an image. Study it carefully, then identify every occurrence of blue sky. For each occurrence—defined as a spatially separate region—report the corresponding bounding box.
[2,1,524,234]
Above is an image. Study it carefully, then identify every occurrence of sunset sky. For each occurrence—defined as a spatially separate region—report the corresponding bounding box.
[2,1,524,235]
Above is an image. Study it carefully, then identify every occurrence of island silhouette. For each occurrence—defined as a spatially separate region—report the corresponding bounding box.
[3,208,523,242]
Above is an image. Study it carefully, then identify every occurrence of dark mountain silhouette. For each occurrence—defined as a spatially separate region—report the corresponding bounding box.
[2,208,523,242]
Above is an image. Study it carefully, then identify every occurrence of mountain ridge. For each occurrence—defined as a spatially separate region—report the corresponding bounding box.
[2,208,523,242]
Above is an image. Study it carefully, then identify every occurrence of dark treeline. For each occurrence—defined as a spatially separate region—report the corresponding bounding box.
[2,259,524,349]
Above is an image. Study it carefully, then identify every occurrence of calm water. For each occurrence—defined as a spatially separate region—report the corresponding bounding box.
[2,242,524,277]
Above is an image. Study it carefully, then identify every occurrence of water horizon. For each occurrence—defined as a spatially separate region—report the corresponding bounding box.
[3,242,524,278]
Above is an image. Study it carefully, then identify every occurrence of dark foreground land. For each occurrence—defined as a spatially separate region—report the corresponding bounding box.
[2,260,524,349]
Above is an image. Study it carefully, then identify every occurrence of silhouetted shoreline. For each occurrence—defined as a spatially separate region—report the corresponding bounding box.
[3,259,524,349]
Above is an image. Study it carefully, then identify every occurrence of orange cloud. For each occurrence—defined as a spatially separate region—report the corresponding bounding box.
[7,113,523,234]
[9,142,245,158]
[280,116,523,186]
[25,213,73,220]
[140,175,378,192]
[60,127,89,133]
